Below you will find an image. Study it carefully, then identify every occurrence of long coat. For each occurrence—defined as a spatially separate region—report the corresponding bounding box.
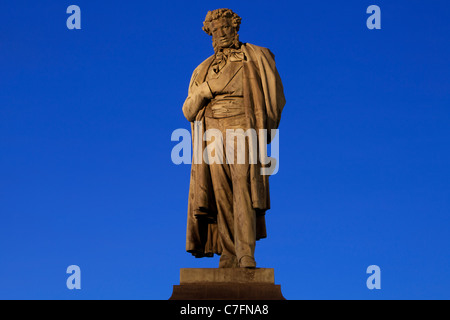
[184,43,286,257]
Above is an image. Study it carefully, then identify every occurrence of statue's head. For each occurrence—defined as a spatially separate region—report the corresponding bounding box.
[202,8,242,52]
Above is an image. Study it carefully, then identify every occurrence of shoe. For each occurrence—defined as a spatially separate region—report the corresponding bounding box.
[239,255,256,268]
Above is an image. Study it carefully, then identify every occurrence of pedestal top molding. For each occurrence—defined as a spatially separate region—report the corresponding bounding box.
[180,268,275,284]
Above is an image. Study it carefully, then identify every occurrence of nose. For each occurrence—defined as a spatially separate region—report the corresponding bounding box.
[217,28,226,37]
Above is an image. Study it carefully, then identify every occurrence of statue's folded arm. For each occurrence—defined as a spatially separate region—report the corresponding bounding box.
[182,81,213,122]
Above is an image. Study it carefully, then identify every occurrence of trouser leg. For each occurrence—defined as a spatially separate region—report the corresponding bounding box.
[205,117,237,266]
[205,116,257,267]
[224,121,256,265]
[230,162,256,263]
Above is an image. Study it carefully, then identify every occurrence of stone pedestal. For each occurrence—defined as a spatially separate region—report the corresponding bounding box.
[169,268,285,300]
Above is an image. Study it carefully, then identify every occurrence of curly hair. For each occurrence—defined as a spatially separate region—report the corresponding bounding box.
[202,8,242,36]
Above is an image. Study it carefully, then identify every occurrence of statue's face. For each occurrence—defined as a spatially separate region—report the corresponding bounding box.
[210,17,236,49]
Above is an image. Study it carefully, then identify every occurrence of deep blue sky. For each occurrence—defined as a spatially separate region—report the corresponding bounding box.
[1,0,449,300]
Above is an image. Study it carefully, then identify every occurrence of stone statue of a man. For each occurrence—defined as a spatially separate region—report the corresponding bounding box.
[183,8,285,268]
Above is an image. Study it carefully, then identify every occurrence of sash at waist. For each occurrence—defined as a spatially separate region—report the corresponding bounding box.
[205,97,244,118]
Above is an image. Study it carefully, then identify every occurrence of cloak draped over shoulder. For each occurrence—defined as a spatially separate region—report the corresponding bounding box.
[184,43,285,257]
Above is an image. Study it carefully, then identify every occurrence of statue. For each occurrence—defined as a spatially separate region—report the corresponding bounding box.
[182,8,285,268]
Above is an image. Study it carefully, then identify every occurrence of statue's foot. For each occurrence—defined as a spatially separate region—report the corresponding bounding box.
[219,255,239,268]
[239,255,256,268]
